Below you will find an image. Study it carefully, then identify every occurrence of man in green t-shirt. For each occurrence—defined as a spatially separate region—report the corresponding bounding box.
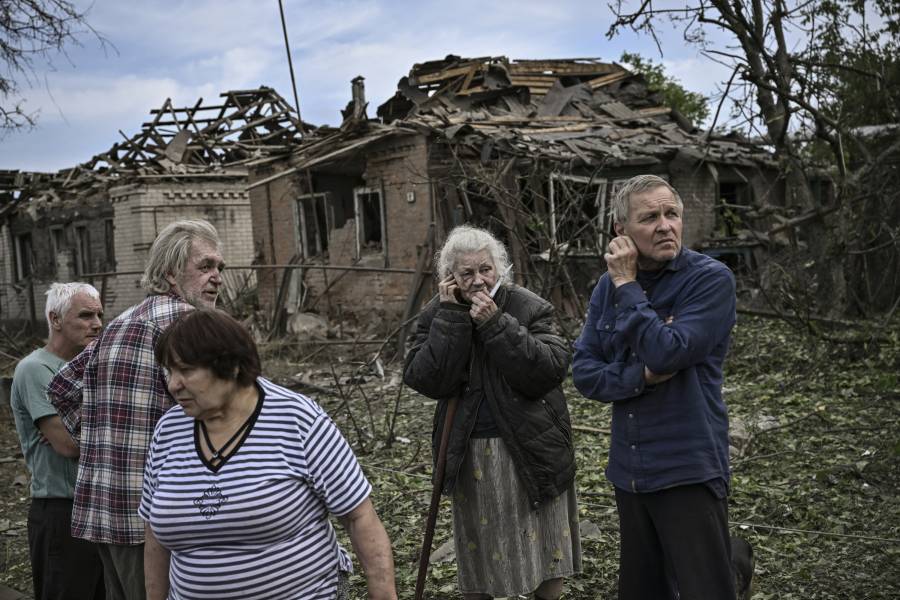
[11,282,105,600]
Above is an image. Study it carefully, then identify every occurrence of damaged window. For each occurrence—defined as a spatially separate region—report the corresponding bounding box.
[49,227,64,274]
[717,181,752,237]
[14,233,33,281]
[296,193,329,259]
[353,187,385,258]
[549,174,608,254]
[75,225,91,275]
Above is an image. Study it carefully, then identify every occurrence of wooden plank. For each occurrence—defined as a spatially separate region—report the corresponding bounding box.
[150,103,229,114]
[448,114,591,124]
[587,71,631,89]
[412,65,476,84]
[508,75,559,85]
[510,123,594,134]
[459,65,478,93]
[182,97,218,161]
[636,106,672,117]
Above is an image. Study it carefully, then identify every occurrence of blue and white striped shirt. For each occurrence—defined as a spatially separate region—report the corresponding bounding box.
[139,378,371,599]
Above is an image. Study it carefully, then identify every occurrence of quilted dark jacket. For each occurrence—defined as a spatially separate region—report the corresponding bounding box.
[403,284,575,508]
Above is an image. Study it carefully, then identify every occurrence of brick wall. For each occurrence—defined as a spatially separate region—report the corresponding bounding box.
[250,134,436,323]
[304,135,433,320]
[248,158,300,310]
[0,201,113,328]
[104,181,254,316]
[670,169,718,247]
[0,222,32,326]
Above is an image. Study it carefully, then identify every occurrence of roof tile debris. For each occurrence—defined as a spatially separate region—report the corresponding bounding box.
[278,55,775,175]
[1,87,304,216]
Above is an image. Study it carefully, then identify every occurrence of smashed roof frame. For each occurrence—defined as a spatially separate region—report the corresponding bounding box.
[1,87,304,217]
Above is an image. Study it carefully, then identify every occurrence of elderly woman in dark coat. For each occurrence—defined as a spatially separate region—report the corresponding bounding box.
[404,225,582,600]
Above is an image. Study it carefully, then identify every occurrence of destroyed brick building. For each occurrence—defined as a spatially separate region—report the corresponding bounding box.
[0,56,790,334]
[247,56,783,329]
[0,88,302,326]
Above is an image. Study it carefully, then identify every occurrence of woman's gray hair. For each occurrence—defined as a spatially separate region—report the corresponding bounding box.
[45,282,100,327]
[140,219,220,294]
[436,225,512,281]
[610,175,683,224]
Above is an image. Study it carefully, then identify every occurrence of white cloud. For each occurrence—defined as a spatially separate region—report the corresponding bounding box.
[661,56,731,97]
[23,74,213,126]
[2,0,733,170]
[220,46,278,89]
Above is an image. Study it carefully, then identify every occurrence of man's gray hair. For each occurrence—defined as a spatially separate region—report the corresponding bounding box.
[436,225,512,281]
[140,219,221,294]
[610,175,683,224]
[45,282,100,327]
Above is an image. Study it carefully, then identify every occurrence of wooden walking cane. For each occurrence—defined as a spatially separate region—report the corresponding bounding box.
[414,395,459,600]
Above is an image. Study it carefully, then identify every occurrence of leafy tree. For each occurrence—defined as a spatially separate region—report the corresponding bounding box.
[0,0,101,134]
[619,51,709,126]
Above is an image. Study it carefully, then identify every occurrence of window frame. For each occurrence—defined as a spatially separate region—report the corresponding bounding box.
[548,173,609,254]
[352,186,386,263]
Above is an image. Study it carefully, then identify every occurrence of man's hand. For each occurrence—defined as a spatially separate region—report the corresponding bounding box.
[36,415,79,458]
[644,366,675,385]
[469,291,498,324]
[438,274,462,304]
[605,235,639,287]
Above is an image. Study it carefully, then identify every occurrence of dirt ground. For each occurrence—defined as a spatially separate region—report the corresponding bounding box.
[0,315,898,599]
[0,402,32,597]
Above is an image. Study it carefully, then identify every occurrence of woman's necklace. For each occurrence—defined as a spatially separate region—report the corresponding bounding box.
[199,412,254,462]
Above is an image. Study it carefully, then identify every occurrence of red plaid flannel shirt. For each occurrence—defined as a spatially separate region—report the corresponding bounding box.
[49,293,193,545]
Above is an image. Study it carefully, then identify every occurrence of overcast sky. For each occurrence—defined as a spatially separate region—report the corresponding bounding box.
[0,0,733,172]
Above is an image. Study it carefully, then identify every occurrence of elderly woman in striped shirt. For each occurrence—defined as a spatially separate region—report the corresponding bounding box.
[139,309,397,600]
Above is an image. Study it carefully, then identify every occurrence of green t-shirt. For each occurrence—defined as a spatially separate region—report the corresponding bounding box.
[10,347,77,498]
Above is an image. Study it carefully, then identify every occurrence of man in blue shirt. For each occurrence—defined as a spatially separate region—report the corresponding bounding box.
[573,174,737,599]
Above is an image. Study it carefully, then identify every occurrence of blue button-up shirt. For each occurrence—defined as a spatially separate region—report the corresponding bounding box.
[573,249,736,494]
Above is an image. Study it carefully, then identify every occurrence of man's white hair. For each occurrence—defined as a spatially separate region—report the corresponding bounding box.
[610,174,683,224]
[45,282,101,327]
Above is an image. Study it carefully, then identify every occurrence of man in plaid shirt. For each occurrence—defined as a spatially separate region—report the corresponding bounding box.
[49,219,225,600]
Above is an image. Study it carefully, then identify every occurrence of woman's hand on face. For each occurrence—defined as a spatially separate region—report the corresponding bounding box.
[469,291,497,323]
[439,274,462,304]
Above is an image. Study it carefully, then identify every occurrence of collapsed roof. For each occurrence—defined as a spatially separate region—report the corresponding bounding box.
[1,87,304,218]
[275,55,775,175]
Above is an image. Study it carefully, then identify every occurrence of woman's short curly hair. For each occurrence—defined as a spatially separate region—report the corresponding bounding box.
[436,225,512,281]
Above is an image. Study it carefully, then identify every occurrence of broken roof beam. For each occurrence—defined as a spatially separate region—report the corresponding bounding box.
[411,64,479,85]
[208,108,292,142]
[586,71,632,89]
